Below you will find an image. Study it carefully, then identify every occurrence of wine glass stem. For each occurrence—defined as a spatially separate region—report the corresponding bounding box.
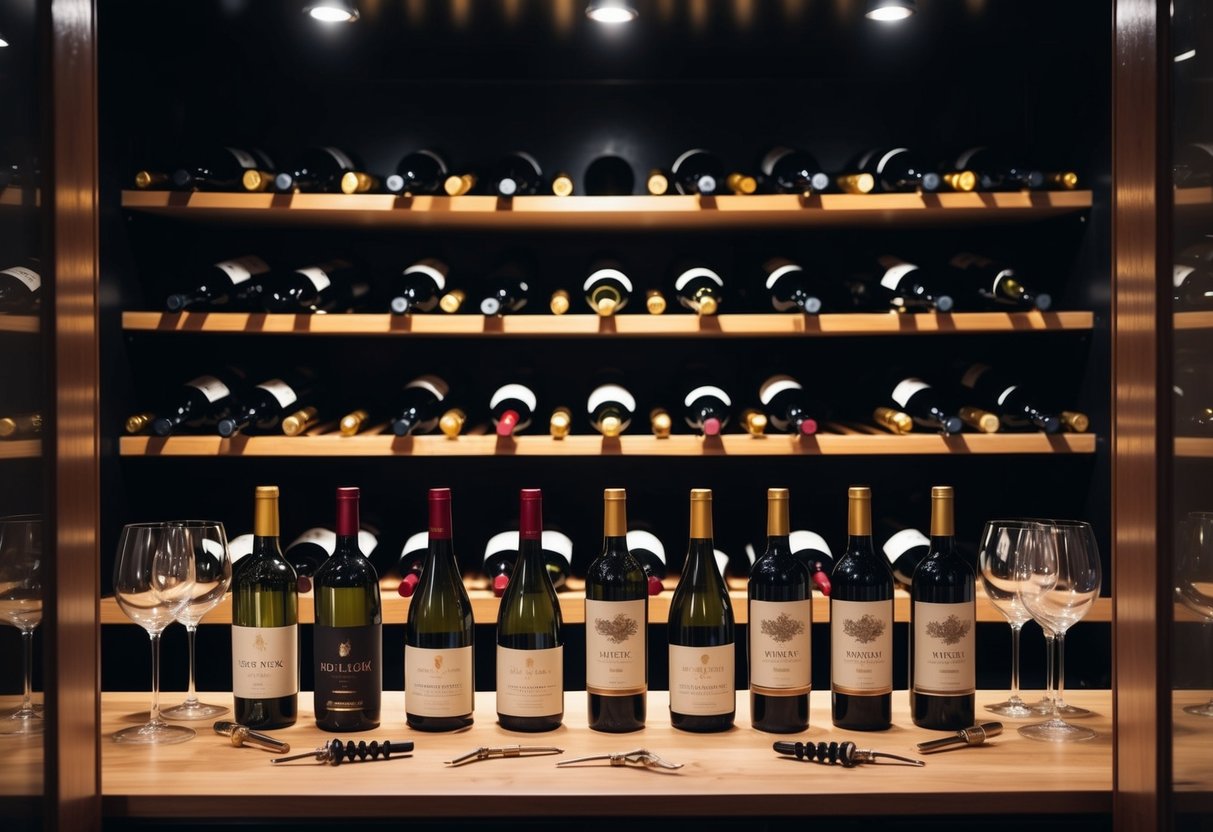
[1054,633,1067,720]
[1009,623,1023,701]
[148,632,164,726]
[1045,632,1055,705]
[185,624,199,706]
[20,629,34,713]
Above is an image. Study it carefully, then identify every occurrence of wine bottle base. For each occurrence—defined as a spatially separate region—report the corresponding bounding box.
[669,712,735,733]
[406,713,474,732]
[497,714,563,733]
[315,713,381,733]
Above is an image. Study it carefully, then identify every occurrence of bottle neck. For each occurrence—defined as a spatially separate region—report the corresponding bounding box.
[683,537,722,590]
[765,534,793,558]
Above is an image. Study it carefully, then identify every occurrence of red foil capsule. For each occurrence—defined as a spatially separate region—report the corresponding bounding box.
[429,488,452,540]
[519,488,542,541]
[335,486,360,537]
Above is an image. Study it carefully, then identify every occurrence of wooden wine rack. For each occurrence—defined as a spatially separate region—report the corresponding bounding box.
[0,440,41,460]
[0,315,40,334]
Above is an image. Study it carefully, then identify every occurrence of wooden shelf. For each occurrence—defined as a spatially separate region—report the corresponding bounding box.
[0,187,40,208]
[118,432,1097,458]
[120,190,1093,229]
[99,689,1112,819]
[121,310,1096,338]
[0,440,41,460]
[0,315,40,334]
[1176,437,1213,457]
[1176,186,1213,206]
[99,580,1112,626]
[1175,311,1213,331]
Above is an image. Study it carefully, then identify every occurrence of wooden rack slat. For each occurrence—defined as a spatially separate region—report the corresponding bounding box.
[0,315,40,334]
[0,440,41,459]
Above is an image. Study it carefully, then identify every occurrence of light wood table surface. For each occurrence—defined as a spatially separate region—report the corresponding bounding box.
[101,689,1112,819]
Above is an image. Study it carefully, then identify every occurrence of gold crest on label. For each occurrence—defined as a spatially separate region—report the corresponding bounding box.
[700,653,710,665]
[254,634,267,652]
[526,657,535,669]
[434,655,443,670]
[339,641,352,658]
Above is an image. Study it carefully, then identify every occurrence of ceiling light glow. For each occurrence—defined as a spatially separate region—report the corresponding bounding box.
[587,1,638,24]
[865,0,916,22]
[305,2,359,23]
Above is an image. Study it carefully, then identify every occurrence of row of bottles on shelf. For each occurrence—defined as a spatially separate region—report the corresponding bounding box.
[120,364,1090,442]
[229,483,976,735]
[133,145,1080,198]
[160,251,1054,317]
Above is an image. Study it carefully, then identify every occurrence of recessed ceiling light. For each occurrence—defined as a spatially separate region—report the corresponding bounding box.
[305,2,359,23]
[587,1,638,24]
[865,0,916,22]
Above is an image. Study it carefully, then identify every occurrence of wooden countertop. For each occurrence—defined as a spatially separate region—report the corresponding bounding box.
[101,689,1113,819]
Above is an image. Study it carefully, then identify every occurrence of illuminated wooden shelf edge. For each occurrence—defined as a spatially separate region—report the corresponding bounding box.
[1176,437,1213,457]
[1176,186,1213,206]
[0,187,40,208]
[120,189,1093,228]
[1175,310,1213,331]
[0,315,40,334]
[122,310,1095,337]
[0,440,41,460]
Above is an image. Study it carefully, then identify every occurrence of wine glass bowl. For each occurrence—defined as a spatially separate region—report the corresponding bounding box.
[978,520,1040,719]
[0,516,44,736]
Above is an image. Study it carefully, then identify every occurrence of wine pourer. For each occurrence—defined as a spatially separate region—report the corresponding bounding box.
[212,721,290,754]
[557,749,683,770]
[915,721,1003,754]
[773,740,925,768]
[445,745,564,767]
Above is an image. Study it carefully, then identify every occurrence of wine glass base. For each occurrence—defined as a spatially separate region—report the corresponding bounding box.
[1026,697,1092,717]
[1019,719,1098,743]
[113,721,196,745]
[984,699,1038,719]
[0,710,44,736]
[162,701,229,721]
[0,702,43,718]
[1183,701,1213,717]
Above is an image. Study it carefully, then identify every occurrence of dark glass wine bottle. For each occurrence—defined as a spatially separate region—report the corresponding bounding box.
[758,374,820,436]
[496,489,564,731]
[888,376,963,434]
[406,488,475,731]
[172,147,274,191]
[952,147,1044,191]
[748,488,811,733]
[586,488,648,733]
[1174,257,1213,310]
[386,150,449,196]
[1173,143,1213,188]
[668,489,735,732]
[671,149,726,196]
[313,487,383,732]
[850,147,941,193]
[0,412,42,440]
[490,382,537,437]
[910,486,976,730]
[583,261,633,315]
[959,363,1062,433]
[231,486,299,729]
[859,256,954,313]
[260,259,369,314]
[673,265,724,315]
[626,529,668,596]
[150,370,245,437]
[217,372,316,437]
[762,258,824,314]
[273,147,371,194]
[391,375,449,436]
[830,486,894,730]
[284,527,335,582]
[390,258,449,315]
[165,255,272,313]
[479,262,531,315]
[683,385,732,436]
[947,253,1052,311]
[588,383,635,438]
[0,262,41,312]
[759,147,830,195]
[584,155,636,195]
[788,529,834,595]
[395,531,426,598]
[882,526,930,588]
[491,152,544,197]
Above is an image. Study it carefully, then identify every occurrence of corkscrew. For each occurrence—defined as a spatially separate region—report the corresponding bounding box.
[270,738,414,765]
[213,721,290,754]
[915,722,1003,754]
[556,749,684,770]
[445,745,564,767]
[773,740,925,768]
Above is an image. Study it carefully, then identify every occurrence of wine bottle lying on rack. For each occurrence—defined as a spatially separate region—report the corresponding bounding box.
[391,375,449,436]
[479,261,531,315]
[1174,358,1213,434]
[491,382,537,437]
[946,253,1052,311]
[0,412,42,440]
[626,529,668,596]
[149,369,246,437]
[763,257,824,314]
[385,150,449,196]
[646,168,671,196]
[0,262,42,312]
[886,376,963,434]
[588,383,636,438]
[684,384,732,437]
[759,147,830,195]
[285,525,380,584]
[740,409,768,436]
[959,363,1061,433]
[396,532,426,598]
[673,264,725,315]
[1173,143,1213,188]
[549,406,572,438]
[584,155,635,196]
[389,259,449,315]
[273,147,374,194]
[583,261,633,315]
[491,152,544,197]
[172,147,275,191]
[551,171,574,197]
[852,256,954,313]
[952,147,1044,191]
[218,372,317,437]
[759,374,820,436]
[165,255,272,312]
[882,526,930,588]
[848,147,941,193]
[789,530,834,595]
[483,530,572,596]
[260,259,370,314]
[670,149,726,196]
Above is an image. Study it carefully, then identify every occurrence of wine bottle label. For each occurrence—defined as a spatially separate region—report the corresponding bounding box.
[960,363,990,389]
[186,375,231,404]
[912,600,976,695]
[215,255,270,285]
[225,147,258,169]
[875,147,909,175]
[883,528,930,563]
[587,384,637,414]
[295,267,332,293]
[496,645,564,717]
[1175,265,1196,288]
[322,146,356,169]
[256,380,298,409]
[758,375,802,406]
[404,645,474,717]
[404,260,448,291]
[879,260,918,291]
[585,599,647,696]
[232,624,299,699]
[891,378,929,408]
[830,599,893,695]
[674,267,724,291]
[760,147,793,176]
[683,385,732,408]
[405,375,449,401]
[748,599,811,695]
[668,643,734,715]
[764,261,803,290]
[314,624,382,714]
[1,267,40,291]
[490,384,538,412]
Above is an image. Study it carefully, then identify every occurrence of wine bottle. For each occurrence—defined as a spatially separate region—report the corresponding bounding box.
[859,256,955,313]
[340,408,372,436]
[314,487,382,732]
[231,486,299,729]
[850,147,941,193]
[759,147,830,195]
[726,172,758,195]
[759,375,820,436]
[938,168,978,192]
[668,489,735,732]
[910,486,976,731]
[763,258,824,314]
[588,383,635,438]
[217,372,316,437]
[1173,143,1213,188]
[149,369,245,437]
[646,290,667,315]
[583,261,633,315]
[740,409,767,436]
[788,529,834,595]
[1061,411,1090,433]
[440,289,466,313]
[550,406,572,438]
[273,147,370,194]
[584,155,635,196]
[165,255,272,312]
[0,412,42,440]
[959,363,1062,433]
[229,534,255,565]
[490,382,537,437]
[748,488,811,734]
[496,489,564,731]
[385,150,449,196]
[439,408,466,438]
[396,531,426,598]
[872,406,913,434]
[683,385,732,436]
[888,376,963,434]
[551,171,574,197]
[947,253,1052,311]
[650,407,673,438]
[491,152,544,197]
[1175,358,1213,434]
[172,147,275,191]
[483,529,572,598]
[626,529,667,596]
[285,525,380,589]
[281,406,320,437]
[0,263,41,312]
[260,259,370,314]
[673,265,725,315]
[1174,257,1213,310]
[586,488,648,733]
[550,290,571,315]
[830,486,894,730]
[133,169,169,189]
[951,147,1044,191]
[391,375,449,436]
[124,412,154,435]
[443,173,477,196]
[389,259,449,315]
[479,262,531,315]
[882,527,930,588]
[671,149,726,196]
[406,488,475,731]
[646,168,671,195]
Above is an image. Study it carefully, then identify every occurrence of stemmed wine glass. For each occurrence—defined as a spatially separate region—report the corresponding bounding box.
[162,527,232,721]
[978,520,1038,718]
[1177,512,1213,717]
[1013,519,1102,742]
[0,516,43,736]
[112,522,198,744]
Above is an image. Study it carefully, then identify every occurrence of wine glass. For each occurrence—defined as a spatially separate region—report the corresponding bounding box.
[1013,519,1102,742]
[1177,512,1213,717]
[978,520,1039,718]
[162,524,232,721]
[112,522,198,744]
[0,516,43,736]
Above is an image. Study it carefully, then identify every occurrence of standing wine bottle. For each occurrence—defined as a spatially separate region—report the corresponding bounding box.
[314,487,382,732]
[830,486,894,730]
[748,488,811,733]
[165,255,272,312]
[285,526,379,584]
[586,488,648,733]
[910,486,976,730]
[496,489,564,731]
[849,147,941,193]
[882,526,930,588]
[887,376,963,434]
[491,152,544,197]
[389,258,449,315]
[626,529,668,596]
[763,258,825,314]
[385,150,449,196]
[479,262,531,315]
[218,372,316,437]
[391,375,449,436]
[583,261,633,315]
[172,147,275,191]
[260,259,370,314]
[668,489,735,731]
[584,155,636,195]
[959,363,1062,433]
[0,262,41,312]
[759,147,830,195]
[273,147,372,194]
[947,253,1052,311]
[406,488,475,731]
[673,265,725,315]
[490,382,537,437]
[231,486,299,729]
[150,369,245,437]
[759,375,820,436]
[683,384,732,436]
[670,149,726,196]
[587,383,636,438]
